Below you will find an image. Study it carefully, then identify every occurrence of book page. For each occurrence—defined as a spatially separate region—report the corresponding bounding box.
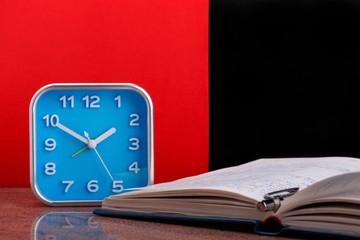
[136,157,360,201]
[277,171,360,217]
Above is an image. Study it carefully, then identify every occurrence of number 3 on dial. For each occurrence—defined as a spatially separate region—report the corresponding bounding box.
[30,83,154,206]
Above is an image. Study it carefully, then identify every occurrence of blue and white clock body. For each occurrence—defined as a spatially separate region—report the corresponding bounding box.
[30,83,154,206]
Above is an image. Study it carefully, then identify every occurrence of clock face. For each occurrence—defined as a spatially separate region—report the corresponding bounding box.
[30,83,153,206]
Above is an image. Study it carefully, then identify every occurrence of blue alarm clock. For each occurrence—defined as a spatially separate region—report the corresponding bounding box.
[30,83,154,206]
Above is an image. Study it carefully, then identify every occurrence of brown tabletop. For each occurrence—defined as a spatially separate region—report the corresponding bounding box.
[0,188,307,240]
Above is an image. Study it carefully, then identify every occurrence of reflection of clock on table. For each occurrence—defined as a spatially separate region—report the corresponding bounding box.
[30,83,154,206]
[32,212,107,239]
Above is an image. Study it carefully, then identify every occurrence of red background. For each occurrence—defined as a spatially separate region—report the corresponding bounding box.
[0,0,209,187]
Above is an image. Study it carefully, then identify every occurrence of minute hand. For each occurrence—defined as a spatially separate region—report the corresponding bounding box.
[55,122,88,144]
[94,127,116,144]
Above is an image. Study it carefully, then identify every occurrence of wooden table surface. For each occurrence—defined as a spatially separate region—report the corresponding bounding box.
[0,188,314,240]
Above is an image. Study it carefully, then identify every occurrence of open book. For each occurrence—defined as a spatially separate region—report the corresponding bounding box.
[94,157,360,238]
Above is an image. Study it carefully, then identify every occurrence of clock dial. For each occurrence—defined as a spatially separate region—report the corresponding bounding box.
[30,83,153,206]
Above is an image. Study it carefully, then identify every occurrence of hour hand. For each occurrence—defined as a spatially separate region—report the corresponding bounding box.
[71,128,116,158]
[94,128,116,144]
[55,122,88,144]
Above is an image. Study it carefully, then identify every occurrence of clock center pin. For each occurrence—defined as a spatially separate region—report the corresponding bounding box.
[84,131,97,149]
[88,140,97,149]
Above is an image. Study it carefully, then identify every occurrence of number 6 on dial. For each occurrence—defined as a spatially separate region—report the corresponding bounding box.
[30,83,154,206]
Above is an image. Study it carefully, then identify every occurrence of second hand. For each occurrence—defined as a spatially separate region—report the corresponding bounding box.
[84,131,114,180]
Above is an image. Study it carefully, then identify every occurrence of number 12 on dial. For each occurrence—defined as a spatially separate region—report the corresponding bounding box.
[30,83,154,206]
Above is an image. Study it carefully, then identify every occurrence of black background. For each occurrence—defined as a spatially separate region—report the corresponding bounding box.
[210,0,360,170]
